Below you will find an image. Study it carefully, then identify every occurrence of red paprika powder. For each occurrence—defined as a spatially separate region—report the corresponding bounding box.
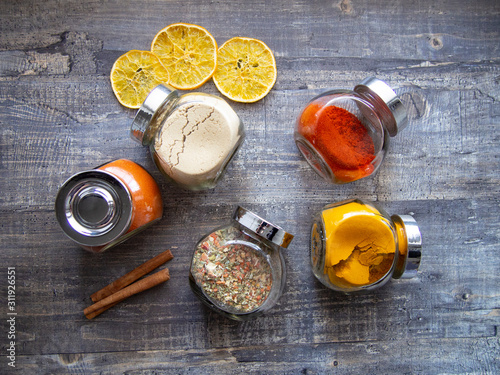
[294,78,409,184]
[297,102,376,183]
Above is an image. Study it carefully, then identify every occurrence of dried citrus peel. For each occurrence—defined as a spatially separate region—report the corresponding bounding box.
[151,23,217,90]
[213,37,277,103]
[110,50,170,109]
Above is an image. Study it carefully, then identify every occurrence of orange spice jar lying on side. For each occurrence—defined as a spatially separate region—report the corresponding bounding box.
[55,159,163,253]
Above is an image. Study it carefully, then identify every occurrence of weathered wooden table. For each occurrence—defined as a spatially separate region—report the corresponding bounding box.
[1,0,499,373]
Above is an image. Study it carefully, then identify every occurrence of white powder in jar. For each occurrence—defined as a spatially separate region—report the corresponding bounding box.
[153,94,242,189]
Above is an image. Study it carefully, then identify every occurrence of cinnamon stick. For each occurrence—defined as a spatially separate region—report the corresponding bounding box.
[84,301,120,320]
[84,268,170,319]
[91,249,173,303]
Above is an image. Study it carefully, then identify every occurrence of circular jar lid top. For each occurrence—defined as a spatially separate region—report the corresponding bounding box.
[55,170,133,247]
[233,206,294,249]
[354,77,408,137]
[130,84,180,146]
[396,214,422,279]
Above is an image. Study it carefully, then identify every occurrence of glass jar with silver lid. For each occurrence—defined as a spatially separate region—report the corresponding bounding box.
[189,206,294,320]
[131,84,245,191]
[55,159,163,253]
[294,77,409,184]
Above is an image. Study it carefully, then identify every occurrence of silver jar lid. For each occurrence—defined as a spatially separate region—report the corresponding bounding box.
[130,84,180,146]
[233,206,294,248]
[354,77,408,137]
[393,214,422,279]
[55,170,133,247]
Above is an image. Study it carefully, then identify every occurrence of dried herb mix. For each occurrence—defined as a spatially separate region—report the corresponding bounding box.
[191,226,273,313]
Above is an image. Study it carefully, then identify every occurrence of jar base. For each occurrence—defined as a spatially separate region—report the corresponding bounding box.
[294,135,334,183]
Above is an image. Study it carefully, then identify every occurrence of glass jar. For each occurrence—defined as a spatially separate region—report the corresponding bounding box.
[55,159,163,253]
[189,206,294,320]
[294,77,408,184]
[310,199,421,293]
[130,84,245,191]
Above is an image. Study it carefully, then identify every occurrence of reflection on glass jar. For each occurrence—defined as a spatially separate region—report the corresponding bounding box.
[55,159,163,253]
[310,199,422,293]
[295,77,408,184]
[189,206,294,320]
[131,84,245,190]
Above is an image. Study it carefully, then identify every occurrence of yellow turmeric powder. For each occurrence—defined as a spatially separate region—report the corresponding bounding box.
[322,201,396,288]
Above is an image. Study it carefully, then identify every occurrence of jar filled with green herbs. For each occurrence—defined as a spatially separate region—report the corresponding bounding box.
[189,206,294,320]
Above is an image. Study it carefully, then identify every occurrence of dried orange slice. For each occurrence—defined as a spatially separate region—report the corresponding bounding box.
[110,50,170,109]
[151,23,217,90]
[213,37,277,103]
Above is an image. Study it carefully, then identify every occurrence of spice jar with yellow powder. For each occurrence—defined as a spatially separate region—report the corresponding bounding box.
[310,199,422,293]
[130,84,244,190]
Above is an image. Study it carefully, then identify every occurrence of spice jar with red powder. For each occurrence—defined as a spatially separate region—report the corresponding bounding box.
[189,206,294,320]
[55,159,163,253]
[294,77,408,184]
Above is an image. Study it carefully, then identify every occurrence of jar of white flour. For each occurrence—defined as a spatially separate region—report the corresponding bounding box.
[130,84,244,190]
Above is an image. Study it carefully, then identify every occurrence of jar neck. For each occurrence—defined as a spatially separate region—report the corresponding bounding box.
[233,220,285,254]
[391,214,422,279]
[354,77,408,136]
[392,215,408,279]
[356,90,397,137]
[130,85,180,146]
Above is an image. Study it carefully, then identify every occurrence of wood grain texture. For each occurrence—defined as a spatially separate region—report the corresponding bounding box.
[0,0,499,374]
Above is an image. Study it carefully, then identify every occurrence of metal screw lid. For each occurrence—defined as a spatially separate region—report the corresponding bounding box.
[130,84,180,146]
[354,77,408,137]
[395,214,422,279]
[55,170,133,247]
[233,206,294,249]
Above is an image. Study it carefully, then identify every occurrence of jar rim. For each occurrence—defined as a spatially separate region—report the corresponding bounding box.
[55,170,133,246]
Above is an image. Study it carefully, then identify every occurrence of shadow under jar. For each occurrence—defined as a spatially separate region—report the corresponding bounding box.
[189,206,294,320]
[294,77,408,184]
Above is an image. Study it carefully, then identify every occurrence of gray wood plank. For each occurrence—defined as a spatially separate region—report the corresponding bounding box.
[0,0,498,373]
[15,337,500,374]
